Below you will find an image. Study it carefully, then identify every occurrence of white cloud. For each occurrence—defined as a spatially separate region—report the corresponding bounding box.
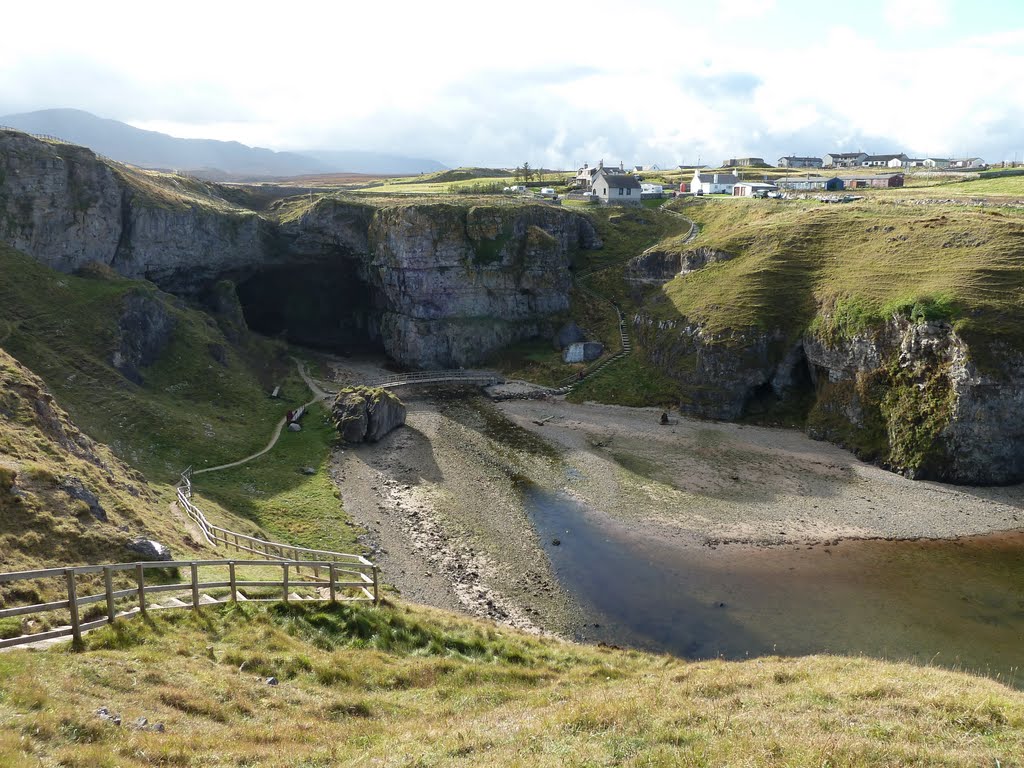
[882,0,951,30]
[1,0,1023,167]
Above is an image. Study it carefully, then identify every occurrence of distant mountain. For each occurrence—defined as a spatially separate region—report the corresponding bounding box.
[301,149,446,176]
[0,108,445,177]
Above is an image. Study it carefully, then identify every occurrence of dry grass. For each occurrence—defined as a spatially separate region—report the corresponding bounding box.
[0,601,1022,767]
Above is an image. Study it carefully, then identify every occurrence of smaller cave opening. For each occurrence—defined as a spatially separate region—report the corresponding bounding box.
[741,345,816,426]
[234,263,384,354]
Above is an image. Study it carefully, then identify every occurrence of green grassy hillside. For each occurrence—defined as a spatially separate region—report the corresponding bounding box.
[0,243,307,481]
[656,198,1024,355]
[1,601,1022,767]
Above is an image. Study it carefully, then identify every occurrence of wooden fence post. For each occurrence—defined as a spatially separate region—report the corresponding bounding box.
[372,566,380,605]
[65,569,82,646]
[282,564,289,602]
[104,566,115,624]
[136,564,146,616]
[191,563,200,610]
[329,563,337,603]
[229,562,237,602]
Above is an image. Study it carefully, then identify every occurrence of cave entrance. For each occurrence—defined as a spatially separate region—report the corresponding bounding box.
[741,345,816,426]
[235,263,383,354]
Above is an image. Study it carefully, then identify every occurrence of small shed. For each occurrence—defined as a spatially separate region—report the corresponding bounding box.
[732,182,778,197]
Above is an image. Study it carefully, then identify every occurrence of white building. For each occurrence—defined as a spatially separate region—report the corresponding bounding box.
[640,182,664,195]
[593,168,641,205]
[691,169,740,194]
[732,182,778,197]
[950,157,986,169]
[923,158,951,168]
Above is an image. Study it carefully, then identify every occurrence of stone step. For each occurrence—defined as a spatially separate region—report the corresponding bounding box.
[198,594,219,605]
[162,597,188,608]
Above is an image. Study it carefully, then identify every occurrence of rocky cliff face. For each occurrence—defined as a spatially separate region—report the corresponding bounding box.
[368,204,600,367]
[635,306,1024,484]
[627,246,735,283]
[0,131,600,368]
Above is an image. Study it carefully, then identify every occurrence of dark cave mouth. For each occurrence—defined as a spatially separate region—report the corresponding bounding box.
[235,264,384,353]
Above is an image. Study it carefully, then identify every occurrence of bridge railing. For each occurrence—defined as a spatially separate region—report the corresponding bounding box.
[367,370,505,388]
[0,556,378,651]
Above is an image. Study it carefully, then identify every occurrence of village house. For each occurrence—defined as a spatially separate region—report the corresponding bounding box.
[823,152,867,168]
[778,156,823,168]
[923,158,951,168]
[843,173,905,188]
[732,182,778,197]
[573,160,627,190]
[949,157,986,169]
[861,153,908,168]
[691,169,740,194]
[776,176,844,191]
[592,167,642,205]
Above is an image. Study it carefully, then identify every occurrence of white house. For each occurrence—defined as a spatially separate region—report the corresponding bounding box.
[592,168,641,205]
[923,158,951,168]
[732,182,778,197]
[778,156,823,168]
[950,157,986,169]
[574,160,627,189]
[861,153,908,167]
[691,169,740,194]
[640,182,664,195]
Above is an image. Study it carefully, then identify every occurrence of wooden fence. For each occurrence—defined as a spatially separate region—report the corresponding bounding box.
[0,557,377,650]
[0,470,379,650]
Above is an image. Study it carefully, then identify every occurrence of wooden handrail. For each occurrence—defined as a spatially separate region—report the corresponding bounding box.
[176,469,372,566]
[0,557,379,651]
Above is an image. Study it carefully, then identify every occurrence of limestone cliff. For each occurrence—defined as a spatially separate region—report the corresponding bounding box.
[0,131,600,368]
[368,203,600,367]
[634,308,1024,485]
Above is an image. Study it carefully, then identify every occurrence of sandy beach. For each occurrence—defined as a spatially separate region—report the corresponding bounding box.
[323,358,1024,634]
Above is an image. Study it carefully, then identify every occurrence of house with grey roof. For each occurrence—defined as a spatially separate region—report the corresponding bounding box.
[593,168,641,205]
[861,153,908,168]
[823,152,867,167]
[574,159,627,190]
[691,169,740,194]
[778,156,823,168]
[776,176,844,191]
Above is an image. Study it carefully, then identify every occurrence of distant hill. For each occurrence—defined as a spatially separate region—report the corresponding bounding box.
[0,108,445,177]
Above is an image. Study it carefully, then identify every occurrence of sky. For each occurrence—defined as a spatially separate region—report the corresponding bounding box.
[1,0,1023,168]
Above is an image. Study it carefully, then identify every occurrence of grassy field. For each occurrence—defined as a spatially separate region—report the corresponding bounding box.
[655,197,1024,355]
[0,600,1022,767]
[193,402,363,555]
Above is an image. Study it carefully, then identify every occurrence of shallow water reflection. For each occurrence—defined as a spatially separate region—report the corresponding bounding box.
[522,484,1024,686]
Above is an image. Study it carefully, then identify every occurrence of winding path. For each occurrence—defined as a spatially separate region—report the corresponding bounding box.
[556,204,697,393]
[193,359,330,476]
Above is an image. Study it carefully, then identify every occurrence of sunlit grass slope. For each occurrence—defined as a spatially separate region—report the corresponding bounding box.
[1,601,1022,767]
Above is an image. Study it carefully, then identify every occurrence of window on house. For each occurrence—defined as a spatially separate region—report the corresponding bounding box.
[626,188,631,195]
[618,188,623,195]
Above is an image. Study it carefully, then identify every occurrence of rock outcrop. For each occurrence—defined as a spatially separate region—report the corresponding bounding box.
[0,131,602,368]
[634,307,1024,485]
[627,246,735,283]
[111,290,176,383]
[368,204,600,367]
[331,387,407,443]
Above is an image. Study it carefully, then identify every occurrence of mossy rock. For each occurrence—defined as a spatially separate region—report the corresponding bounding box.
[331,386,406,443]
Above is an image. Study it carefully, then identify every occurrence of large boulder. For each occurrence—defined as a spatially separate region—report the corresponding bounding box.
[127,538,172,561]
[331,386,406,443]
[563,341,604,363]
